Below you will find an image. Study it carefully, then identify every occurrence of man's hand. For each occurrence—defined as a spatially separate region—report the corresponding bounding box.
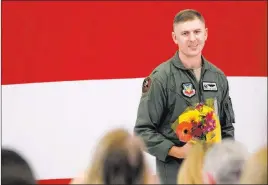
[168,142,193,159]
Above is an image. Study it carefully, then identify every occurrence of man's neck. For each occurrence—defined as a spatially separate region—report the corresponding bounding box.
[178,50,202,69]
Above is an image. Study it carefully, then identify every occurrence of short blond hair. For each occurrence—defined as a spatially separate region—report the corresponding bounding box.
[240,146,267,184]
[173,9,205,29]
[177,141,213,184]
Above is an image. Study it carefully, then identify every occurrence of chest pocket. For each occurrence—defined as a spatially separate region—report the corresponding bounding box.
[167,82,200,124]
[201,81,223,116]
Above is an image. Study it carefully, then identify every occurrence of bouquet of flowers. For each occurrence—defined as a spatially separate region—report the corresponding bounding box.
[171,98,221,143]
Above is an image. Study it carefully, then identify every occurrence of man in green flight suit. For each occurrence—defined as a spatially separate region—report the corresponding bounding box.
[134,9,235,184]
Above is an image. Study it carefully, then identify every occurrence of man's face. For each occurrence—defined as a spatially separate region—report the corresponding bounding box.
[172,18,208,57]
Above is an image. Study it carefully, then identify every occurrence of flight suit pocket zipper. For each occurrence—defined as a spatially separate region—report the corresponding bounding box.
[224,97,235,123]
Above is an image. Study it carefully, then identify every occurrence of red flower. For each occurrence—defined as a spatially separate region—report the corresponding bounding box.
[205,111,214,121]
[176,121,193,142]
[192,127,203,137]
[196,103,204,111]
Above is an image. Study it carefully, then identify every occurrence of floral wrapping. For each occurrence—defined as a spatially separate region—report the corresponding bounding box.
[171,98,221,143]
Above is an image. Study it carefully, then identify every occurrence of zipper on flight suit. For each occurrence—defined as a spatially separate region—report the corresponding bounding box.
[187,69,206,103]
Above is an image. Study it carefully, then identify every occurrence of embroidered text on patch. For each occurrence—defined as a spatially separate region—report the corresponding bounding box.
[182,83,196,98]
[203,82,218,91]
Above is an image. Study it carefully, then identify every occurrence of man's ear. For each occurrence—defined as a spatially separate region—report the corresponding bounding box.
[205,28,208,41]
[172,32,178,44]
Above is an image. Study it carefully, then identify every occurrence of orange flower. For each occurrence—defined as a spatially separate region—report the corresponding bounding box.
[176,121,193,142]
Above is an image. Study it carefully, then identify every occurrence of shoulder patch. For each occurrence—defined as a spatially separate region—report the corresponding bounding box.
[142,77,152,93]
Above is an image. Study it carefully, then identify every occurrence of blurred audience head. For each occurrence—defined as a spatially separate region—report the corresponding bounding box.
[240,146,267,184]
[202,139,249,184]
[1,147,36,185]
[177,141,214,184]
[84,128,153,184]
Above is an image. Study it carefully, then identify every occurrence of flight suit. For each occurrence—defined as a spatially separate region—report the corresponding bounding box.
[134,51,235,184]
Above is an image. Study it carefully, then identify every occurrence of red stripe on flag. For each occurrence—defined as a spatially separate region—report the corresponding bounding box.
[38,178,71,184]
[2,1,267,85]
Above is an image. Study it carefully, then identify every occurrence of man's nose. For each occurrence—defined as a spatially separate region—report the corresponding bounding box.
[189,32,196,41]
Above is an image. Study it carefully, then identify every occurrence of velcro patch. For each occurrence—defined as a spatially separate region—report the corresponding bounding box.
[142,77,152,93]
[203,82,218,91]
[182,83,196,98]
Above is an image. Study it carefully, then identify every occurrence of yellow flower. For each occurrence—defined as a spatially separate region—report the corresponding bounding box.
[199,105,214,116]
[179,109,201,124]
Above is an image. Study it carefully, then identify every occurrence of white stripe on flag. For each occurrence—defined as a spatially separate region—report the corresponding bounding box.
[2,77,267,179]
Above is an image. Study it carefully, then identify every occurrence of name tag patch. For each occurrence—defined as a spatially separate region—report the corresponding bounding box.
[203,82,218,91]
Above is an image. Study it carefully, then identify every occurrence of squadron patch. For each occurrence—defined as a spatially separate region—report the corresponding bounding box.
[182,83,196,98]
[142,77,152,93]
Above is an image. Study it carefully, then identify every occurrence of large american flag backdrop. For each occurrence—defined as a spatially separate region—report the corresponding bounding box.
[1,1,267,184]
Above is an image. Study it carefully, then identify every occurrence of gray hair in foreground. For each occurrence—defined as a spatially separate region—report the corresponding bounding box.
[203,139,249,184]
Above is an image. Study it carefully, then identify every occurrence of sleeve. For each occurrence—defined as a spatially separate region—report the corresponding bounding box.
[134,74,175,162]
[220,77,235,139]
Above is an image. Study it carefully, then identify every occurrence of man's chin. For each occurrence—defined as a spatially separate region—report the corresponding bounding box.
[179,49,202,58]
[186,51,201,57]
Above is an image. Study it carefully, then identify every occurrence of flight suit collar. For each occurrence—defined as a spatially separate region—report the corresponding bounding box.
[171,50,210,70]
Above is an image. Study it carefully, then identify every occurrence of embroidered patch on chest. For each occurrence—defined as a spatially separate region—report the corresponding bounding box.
[182,83,196,98]
[202,82,218,91]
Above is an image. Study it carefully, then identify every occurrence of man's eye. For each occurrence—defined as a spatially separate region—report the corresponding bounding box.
[194,31,201,34]
[182,32,188,35]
